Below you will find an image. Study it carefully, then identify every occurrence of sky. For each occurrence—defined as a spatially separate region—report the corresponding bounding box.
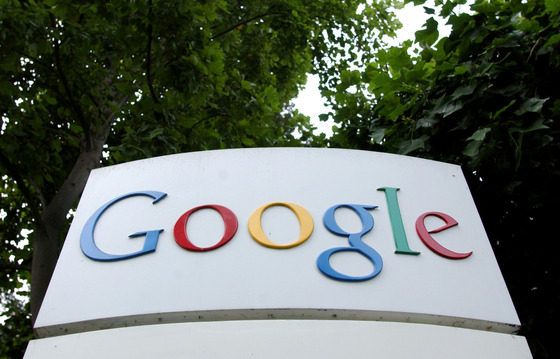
[292,1,455,137]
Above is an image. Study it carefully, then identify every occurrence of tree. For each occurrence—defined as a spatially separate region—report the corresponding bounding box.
[0,292,32,358]
[0,0,399,356]
[325,0,559,357]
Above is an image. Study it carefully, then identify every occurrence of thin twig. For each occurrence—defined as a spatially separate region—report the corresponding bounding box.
[527,37,542,62]
[146,0,160,105]
[211,12,279,40]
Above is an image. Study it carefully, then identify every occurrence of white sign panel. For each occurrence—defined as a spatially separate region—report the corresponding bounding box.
[35,148,520,337]
[25,321,533,359]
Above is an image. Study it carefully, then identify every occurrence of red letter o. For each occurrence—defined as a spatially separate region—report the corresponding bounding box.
[174,205,238,252]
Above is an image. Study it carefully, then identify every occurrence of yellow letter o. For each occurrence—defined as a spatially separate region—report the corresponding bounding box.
[248,202,314,249]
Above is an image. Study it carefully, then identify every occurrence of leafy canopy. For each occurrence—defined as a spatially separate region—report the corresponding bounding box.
[325,0,559,357]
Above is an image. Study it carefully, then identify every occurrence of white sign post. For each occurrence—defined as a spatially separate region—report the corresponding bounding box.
[25,149,531,358]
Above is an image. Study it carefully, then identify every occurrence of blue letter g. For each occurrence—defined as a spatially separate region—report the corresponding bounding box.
[317,204,383,281]
[80,191,167,261]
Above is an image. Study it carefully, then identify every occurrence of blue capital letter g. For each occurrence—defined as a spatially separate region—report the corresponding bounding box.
[80,191,167,261]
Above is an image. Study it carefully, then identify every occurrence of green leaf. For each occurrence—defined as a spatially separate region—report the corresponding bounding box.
[467,127,491,141]
[241,137,255,146]
[149,128,164,139]
[454,66,469,75]
[451,83,476,100]
[463,139,482,157]
[42,94,57,105]
[434,97,462,117]
[415,17,439,47]
[397,135,428,155]
[369,127,386,143]
[423,7,435,15]
[241,80,253,91]
[514,98,549,115]
[115,82,132,94]
[510,118,549,134]
[545,0,560,15]
[492,37,520,49]
[50,139,62,152]
[543,33,560,48]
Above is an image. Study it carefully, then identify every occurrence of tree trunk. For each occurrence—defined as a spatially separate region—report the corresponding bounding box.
[30,221,62,326]
[30,132,109,325]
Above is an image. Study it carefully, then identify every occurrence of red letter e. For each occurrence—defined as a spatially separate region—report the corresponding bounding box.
[415,212,472,260]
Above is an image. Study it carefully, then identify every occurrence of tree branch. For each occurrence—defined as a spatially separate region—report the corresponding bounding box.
[146,0,160,106]
[103,93,134,128]
[24,175,48,210]
[49,13,92,150]
[186,112,225,137]
[211,12,279,40]
[10,47,56,75]
[527,37,542,62]
[0,261,32,272]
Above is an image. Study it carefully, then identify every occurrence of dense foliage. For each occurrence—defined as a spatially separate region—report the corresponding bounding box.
[2,0,558,357]
[0,0,397,357]
[324,0,559,357]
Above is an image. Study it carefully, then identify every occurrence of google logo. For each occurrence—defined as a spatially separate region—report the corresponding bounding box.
[80,187,472,282]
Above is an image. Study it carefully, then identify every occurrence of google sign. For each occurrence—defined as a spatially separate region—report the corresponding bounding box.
[35,149,520,338]
[81,188,472,282]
